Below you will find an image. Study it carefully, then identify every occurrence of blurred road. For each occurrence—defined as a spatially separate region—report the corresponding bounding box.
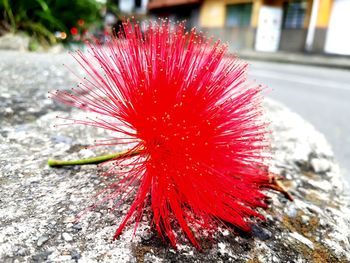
[248,61,350,184]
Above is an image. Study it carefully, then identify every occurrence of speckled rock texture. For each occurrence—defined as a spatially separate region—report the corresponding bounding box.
[0,51,349,263]
[0,34,30,51]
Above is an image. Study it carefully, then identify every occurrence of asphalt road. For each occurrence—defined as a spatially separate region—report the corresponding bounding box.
[248,61,350,184]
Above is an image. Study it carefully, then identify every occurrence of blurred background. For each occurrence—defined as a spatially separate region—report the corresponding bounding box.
[0,0,349,183]
[1,0,349,54]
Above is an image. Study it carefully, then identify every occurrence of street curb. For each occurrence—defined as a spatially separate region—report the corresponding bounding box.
[237,51,350,70]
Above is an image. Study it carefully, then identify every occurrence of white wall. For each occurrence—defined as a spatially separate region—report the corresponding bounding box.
[325,0,350,55]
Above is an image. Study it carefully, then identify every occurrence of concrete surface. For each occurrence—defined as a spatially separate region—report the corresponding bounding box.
[0,51,349,262]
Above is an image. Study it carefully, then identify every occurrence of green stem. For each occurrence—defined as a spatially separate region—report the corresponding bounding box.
[48,150,141,167]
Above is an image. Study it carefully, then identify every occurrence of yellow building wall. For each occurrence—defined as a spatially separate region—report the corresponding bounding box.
[199,0,330,29]
[200,0,262,28]
[251,0,263,27]
[316,0,333,27]
[303,0,313,28]
[199,0,226,27]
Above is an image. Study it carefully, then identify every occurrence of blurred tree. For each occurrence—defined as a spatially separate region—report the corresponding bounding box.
[0,0,103,48]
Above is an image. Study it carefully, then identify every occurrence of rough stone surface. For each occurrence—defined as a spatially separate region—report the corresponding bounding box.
[0,33,30,51]
[0,51,349,262]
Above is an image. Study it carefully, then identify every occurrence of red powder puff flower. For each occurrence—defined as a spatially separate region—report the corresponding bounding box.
[70,27,78,35]
[52,20,276,249]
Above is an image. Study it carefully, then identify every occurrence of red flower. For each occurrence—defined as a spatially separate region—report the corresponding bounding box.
[70,27,78,35]
[52,20,271,249]
[78,19,85,27]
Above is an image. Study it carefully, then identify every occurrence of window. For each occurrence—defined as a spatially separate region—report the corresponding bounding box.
[283,1,307,29]
[135,0,142,8]
[226,4,252,27]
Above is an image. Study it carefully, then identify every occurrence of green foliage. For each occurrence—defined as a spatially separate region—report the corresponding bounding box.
[0,0,103,46]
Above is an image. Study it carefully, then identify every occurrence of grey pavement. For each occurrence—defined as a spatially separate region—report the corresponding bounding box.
[248,60,350,184]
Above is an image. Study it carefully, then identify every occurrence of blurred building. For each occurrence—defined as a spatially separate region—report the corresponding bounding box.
[109,0,149,35]
[119,0,149,14]
[148,0,201,28]
[147,0,350,55]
